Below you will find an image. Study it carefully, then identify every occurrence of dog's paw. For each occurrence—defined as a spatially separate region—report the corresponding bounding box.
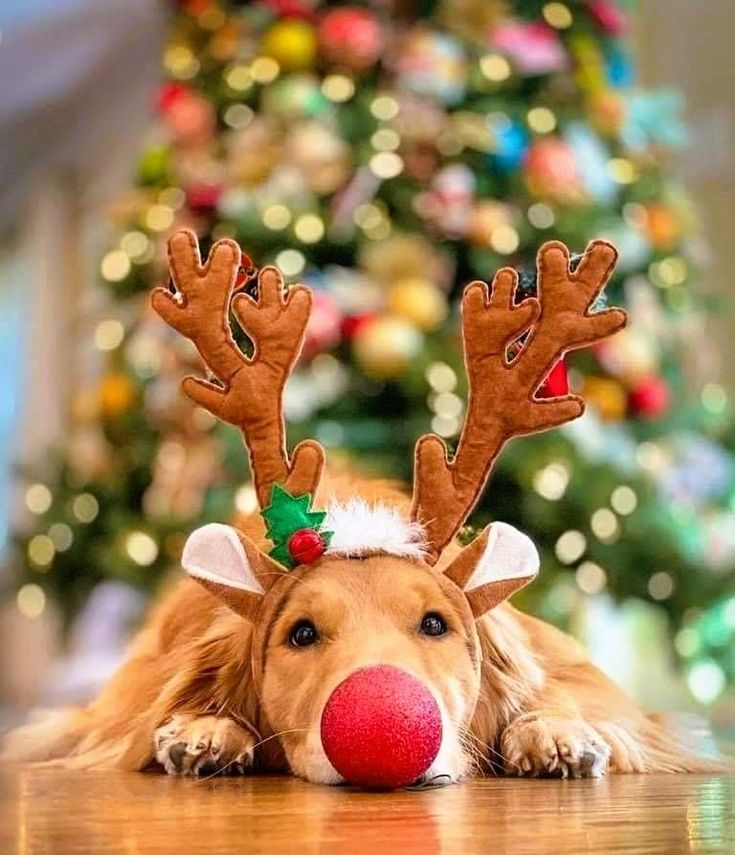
[154,714,256,777]
[501,717,611,779]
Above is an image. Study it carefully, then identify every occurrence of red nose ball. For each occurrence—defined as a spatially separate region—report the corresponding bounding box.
[320,665,443,790]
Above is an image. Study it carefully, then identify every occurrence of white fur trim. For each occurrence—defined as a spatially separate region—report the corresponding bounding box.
[463,521,539,593]
[323,499,427,560]
[182,523,264,594]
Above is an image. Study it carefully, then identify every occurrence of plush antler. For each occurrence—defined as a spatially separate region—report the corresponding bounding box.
[411,239,627,563]
[151,229,325,506]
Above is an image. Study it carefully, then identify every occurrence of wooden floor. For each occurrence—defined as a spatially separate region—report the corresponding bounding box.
[1,768,734,854]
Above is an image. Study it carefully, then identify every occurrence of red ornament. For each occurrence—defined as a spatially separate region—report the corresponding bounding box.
[340,312,375,341]
[587,0,628,36]
[629,375,670,421]
[538,358,569,398]
[317,7,382,71]
[185,183,222,215]
[288,528,326,565]
[321,665,443,789]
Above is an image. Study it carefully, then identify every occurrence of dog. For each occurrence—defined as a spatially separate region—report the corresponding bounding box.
[3,233,722,783]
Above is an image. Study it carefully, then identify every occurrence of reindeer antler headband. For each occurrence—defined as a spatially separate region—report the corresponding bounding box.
[153,229,625,570]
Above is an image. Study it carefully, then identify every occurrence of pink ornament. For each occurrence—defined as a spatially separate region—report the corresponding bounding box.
[163,89,216,147]
[302,290,343,358]
[318,7,382,71]
[524,137,586,204]
[587,0,628,36]
[321,666,442,789]
[490,21,569,75]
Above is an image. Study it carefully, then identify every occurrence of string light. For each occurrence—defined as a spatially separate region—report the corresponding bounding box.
[224,63,252,91]
[223,104,254,130]
[590,508,619,542]
[25,483,52,515]
[431,414,460,438]
[490,225,519,254]
[648,571,674,601]
[164,45,199,80]
[425,362,457,393]
[611,485,638,515]
[370,95,399,121]
[28,535,55,569]
[533,462,570,501]
[369,152,404,179]
[263,204,292,230]
[94,319,125,352]
[145,204,175,232]
[275,249,306,277]
[72,493,99,524]
[674,627,700,657]
[100,250,131,283]
[17,584,46,619]
[431,392,463,419]
[687,660,725,704]
[125,532,159,566]
[701,383,727,415]
[294,214,325,244]
[527,107,557,134]
[555,530,587,564]
[250,56,280,84]
[542,2,573,29]
[371,128,401,152]
[576,562,607,595]
[120,231,150,259]
[48,523,73,552]
[527,203,555,229]
[235,485,259,515]
[479,54,511,82]
[607,158,637,184]
[322,74,355,102]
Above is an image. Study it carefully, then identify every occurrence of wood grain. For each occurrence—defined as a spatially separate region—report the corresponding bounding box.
[1,768,734,854]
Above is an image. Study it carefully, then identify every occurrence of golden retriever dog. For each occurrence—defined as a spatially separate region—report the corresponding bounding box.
[2,233,722,784]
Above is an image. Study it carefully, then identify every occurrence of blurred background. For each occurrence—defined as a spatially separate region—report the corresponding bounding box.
[1,0,734,736]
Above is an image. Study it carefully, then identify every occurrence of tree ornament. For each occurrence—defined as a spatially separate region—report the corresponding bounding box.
[262,484,332,569]
[490,21,569,76]
[389,279,447,332]
[396,29,468,106]
[262,18,317,72]
[524,137,586,205]
[352,316,424,379]
[318,7,382,71]
[629,375,671,421]
[538,358,569,398]
[581,376,628,422]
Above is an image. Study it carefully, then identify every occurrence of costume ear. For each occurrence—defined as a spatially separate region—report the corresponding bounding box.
[182,523,285,622]
[444,522,539,618]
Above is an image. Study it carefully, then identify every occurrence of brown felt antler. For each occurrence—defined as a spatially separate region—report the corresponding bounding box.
[151,229,325,507]
[411,239,627,564]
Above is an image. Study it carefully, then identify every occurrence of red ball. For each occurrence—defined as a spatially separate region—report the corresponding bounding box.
[287,528,326,565]
[629,375,670,420]
[318,7,382,71]
[321,665,443,789]
[538,358,569,398]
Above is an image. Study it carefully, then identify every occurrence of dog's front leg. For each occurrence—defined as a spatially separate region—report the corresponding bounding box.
[154,714,257,777]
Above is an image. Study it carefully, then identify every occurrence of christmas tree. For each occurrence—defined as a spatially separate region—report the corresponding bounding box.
[12,0,735,703]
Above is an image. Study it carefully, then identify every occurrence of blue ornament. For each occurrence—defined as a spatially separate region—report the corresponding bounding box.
[488,119,528,173]
[605,44,635,88]
[622,89,688,151]
[563,122,615,204]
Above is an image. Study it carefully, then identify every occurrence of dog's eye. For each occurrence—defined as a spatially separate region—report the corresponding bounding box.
[289,620,319,648]
[420,612,448,637]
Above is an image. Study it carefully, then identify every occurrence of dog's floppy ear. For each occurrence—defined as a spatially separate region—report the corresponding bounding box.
[182,523,286,622]
[443,522,539,618]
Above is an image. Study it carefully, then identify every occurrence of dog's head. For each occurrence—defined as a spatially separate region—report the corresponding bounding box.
[153,230,625,787]
[182,508,539,784]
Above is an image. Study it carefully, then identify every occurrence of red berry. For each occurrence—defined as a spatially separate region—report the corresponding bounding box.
[288,528,326,565]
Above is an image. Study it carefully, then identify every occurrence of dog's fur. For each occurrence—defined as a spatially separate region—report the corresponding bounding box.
[3,476,720,781]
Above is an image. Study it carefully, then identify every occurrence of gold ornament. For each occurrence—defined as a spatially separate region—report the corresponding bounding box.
[581,377,627,422]
[226,119,282,188]
[97,373,136,418]
[388,278,447,331]
[287,122,352,196]
[439,0,509,44]
[352,316,424,379]
[467,201,514,246]
[262,19,317,72]
[359,234,450,288]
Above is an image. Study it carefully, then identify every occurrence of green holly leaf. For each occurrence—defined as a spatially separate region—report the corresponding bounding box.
[261,484,332,569]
